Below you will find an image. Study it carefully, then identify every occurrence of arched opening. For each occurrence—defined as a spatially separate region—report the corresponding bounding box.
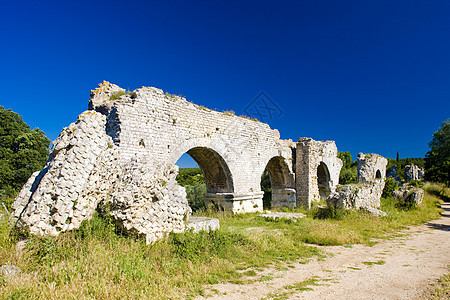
[375,169,382,179]
[261,156,295,208]
[187,147,233,193]
[317,162,331,200]
[175,147,234,212]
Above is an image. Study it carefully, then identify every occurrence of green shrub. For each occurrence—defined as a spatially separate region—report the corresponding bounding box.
[184,183,207,212]
[176,168,204,186]
[409,180,424,188]
[339,167,357,185]
[382,177,398,198]
[109,90,126,100]
[261,170,272,208]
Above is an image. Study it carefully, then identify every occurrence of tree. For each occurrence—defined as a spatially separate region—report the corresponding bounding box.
[338,151,352,169]
[396,151,399,162]
[337,151,357,184]
[0,106,51,198]
[261,169,272,208]
[425,119,450,186]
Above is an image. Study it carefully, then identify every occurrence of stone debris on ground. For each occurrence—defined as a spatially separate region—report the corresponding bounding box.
[0,265,21,278]
[258,211,306,221]
[327,153,388,215]
[404,164,424,182]
[393,185,425,207]
[186,217,220,232]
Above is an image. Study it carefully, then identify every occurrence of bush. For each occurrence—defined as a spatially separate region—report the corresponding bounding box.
[409,180,424,188]
[338,151,357,185]
[382,177,398,198]
[0,106,50,198]
[339,167,357,185]
[184,183,207,212]
[0,187,17,210]
[261,170,272,208]
[176,168,204,186]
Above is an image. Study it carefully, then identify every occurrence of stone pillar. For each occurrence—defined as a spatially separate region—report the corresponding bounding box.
[271,188,297,208]
[296,138,314,209]
[204,192,264,213]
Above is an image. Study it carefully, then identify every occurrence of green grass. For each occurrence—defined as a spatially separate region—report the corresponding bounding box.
[265,277,321,299]
[0,183,446,299]
[421,271,450,299]
[362,260,386,266]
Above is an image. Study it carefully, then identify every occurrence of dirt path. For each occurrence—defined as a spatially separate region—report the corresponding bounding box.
[199,203,450,299]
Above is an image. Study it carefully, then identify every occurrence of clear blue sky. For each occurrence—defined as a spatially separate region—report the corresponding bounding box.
[1,1,449,167]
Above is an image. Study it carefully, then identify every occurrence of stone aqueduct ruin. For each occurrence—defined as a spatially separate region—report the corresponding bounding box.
[12,82,386,243]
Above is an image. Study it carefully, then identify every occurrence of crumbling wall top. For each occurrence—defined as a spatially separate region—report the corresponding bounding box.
[357,153,388,183]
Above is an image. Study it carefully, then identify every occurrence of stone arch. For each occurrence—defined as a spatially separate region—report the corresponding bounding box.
[265,156,291,189]
[263,156,296,208]
[375,169,382,179]
[170,137,235,194]
[184,147,234,193]
[317,162,331,200]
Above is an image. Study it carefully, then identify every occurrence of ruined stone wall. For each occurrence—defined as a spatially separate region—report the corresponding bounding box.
[328,152,388,215]
[12,81,346,241]
[12,111,113,236]
[295,138,343,209]
[89,82,294,212]
[404,164,424,182]
[12,111,190,243]
[327,182,385,213]
[357,153,387,183]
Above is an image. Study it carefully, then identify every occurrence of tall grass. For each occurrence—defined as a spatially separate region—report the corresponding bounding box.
[0,183,446,299]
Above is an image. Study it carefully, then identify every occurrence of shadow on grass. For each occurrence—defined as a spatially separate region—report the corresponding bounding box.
[427,188,450,203]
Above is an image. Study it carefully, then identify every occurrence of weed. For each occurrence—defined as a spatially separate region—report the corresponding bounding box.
[265,277,320,299]
[109,90,126,100]
[222,110,235,116]
[362,260,385,266]
[243,270,257,276]
[109,90,137,100]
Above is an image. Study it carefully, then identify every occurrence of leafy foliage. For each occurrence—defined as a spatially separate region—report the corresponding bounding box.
[386,157,425,182]
[0,106,50,208]
[261,170,272,208]
[184,183,207,212]
[176,168,204,186]
[176,168,206,212]
[337,151,357,184]
[338,151,352,169]
[425,119,450,186]
[382,177,399,198]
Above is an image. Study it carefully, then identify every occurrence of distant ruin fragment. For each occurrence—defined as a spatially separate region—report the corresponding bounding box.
[404,164,424,182]
[328,153,388,215]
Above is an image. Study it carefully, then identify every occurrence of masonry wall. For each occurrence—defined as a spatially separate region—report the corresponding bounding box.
[296,138,343,209]
[90,82,297,212]
[13,81,344,242]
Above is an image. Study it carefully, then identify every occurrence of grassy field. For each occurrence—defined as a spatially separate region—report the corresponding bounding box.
[0,183,447,299]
